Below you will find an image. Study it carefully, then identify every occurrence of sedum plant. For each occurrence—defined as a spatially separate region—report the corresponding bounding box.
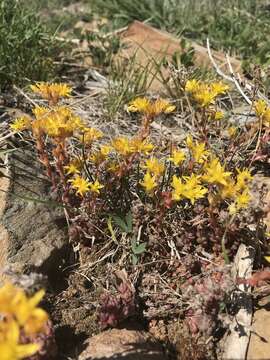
[10,79,270,336]
[10,80,260,264]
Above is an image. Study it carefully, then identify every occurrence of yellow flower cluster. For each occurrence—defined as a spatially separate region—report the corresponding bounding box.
[69,176,104,197]
[0,283,48,360]
[10,107,104,144]
[185,79,229,106]
[172,174,207,204]
[254,99,270,127]
[138,134,252,213]
[219,168,253,214]
[82,127,104,144]
[63,132,155,197]
[140,157,165,193]
[32,106,84,139]
[203,158,231,186]
[142,157,165,177]
[185,79,228,121]
[10,83,252,218]
[128,97,175,117]
[169,149,186,166]
[64,157,83,175]
[10,105,86,140]
[201,158,252,213]
[186,135,209,164]
[89,145,112,165]
[31,82,72,105]
[140,172,157,192]
[10,116,31,133]
[111,137,154,157]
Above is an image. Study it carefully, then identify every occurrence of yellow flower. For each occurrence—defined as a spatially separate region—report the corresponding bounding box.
[171,174,207,203]
[186,134,194,149]
[12,289,48,335]
[0,321,40,360]
[64,163,80,176]
[38,106,84,139]
[127,97,150,112]
[228,126,237,137]
[100,145,112,156]
[111,137,133,156]
[194,88,216,107]
[128,98,175,117]
[89,179,104,194]
[89,151,104,165]
[186,136,209,162]
[32,106,50,119]
[185,79,200,93]
[142,157,165,177]
[203,158,231,186]
[69,176,91,196]
[169,149,186,166]
[0,284,47,335]
[229,190,251,214]
[210,82,229,96]
[10,117,31,132]
[262,108,270,127]
[219,178,237,199]
[152,99,176,114]
[82,127,103,144]
[252,99,270,127]
[236,168,253,191]
[31,82,72,104]
[90,145,112,165]
[254,99,267,117]
[129,138,154,154]
[182,174,208,204]
[186,136,210,163]
[191,142,210,164]
[213,110,224,121]
[171,175,185,201]
[0,284,47,336]
[140,172,157,193]
[186,80,228,108]
[236,189,251,208]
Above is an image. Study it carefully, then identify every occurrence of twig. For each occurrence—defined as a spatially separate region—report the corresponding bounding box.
[70,90,103,107]
[13,85,38,107]
[206,39,232,82]
[206,39,252,105]
[104,25,128,38]
[226,54,252,105]
[0,132,15,144]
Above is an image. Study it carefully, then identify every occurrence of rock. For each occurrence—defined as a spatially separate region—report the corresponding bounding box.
[0,170,10,281]
[247,296,270,360]
[1,143,70,281]
[119,21,242,92]
[78,329,166,360]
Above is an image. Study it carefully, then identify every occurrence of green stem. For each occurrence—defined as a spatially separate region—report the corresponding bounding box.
[221,214,236,264]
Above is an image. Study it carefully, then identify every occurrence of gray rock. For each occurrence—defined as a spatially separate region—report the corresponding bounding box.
[78,329,166,360]
[1,143,69,280]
